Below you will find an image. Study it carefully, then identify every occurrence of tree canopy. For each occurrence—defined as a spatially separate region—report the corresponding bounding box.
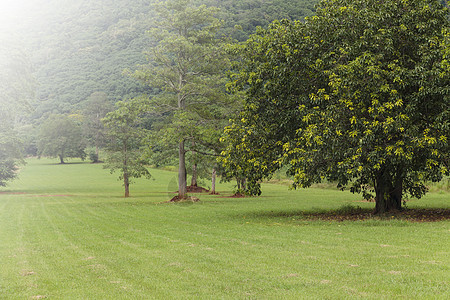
[103,98,151,198]
[133,0,233,199]
[38,114,86,164]
[221,0,450,213]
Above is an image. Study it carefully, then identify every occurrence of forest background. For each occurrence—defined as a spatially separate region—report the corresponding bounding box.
[2,0,316,124]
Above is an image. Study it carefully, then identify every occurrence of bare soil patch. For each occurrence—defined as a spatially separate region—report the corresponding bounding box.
[21,270,36,276]
[186,185,209,193]
[168,195,200,203]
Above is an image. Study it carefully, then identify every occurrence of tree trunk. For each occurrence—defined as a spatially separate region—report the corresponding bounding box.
[374,171,402,214]
[211,168,216,194]
[191,163,198,187]
[123,143,129,197]
[124,173,130,198]
[236,177,246,193]
[191,141,198,187]
[59,154,65,164]
[178,140,187,198]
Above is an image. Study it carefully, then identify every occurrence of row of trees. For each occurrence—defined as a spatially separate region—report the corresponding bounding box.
[2,0,448,213]
[33,0,234,198]
[103,0,449,210]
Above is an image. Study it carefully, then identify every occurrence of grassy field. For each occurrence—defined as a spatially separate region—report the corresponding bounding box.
[0,158,449,299]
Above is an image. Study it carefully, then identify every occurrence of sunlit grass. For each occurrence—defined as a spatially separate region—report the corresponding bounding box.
[0,158,448,299]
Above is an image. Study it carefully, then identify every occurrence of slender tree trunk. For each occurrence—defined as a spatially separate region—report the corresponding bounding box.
[59,154,65,164]
[211,168,216,194]
[374,171,403,214]
[123,143,129,197]
[236,177,247,193]
[177,73,187,198]
[124,173,130,198]
[179,140,187,198]
[191,163,198,187]
[190,141,198,187]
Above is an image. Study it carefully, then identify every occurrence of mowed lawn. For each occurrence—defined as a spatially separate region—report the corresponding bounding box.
[0,158,448,299]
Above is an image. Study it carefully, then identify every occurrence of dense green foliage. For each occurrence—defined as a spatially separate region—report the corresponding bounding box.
[0,113,23,186]
[4,0,317,120]
[200,0,317,41]
[222,0,450,213]
[132,0,235,197]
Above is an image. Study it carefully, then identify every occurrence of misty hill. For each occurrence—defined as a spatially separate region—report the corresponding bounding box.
[12,0,317,119]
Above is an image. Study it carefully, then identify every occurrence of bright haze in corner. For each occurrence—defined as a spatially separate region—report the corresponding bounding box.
[0,0,37,109]
[0,0,37,33]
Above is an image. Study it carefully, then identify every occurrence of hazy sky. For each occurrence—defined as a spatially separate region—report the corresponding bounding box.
[0,0,38,32]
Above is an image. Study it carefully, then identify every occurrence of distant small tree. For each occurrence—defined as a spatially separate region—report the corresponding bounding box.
[103,99,151,197]
[38,114,86,164]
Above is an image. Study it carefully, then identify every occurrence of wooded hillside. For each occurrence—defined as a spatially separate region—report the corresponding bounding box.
[11,0,317,119]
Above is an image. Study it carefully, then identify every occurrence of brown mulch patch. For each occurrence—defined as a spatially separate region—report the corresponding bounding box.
[304,208,450,222]
[356,198,417,203]
[21,270,36,276]
[229,193,246,198]
[217,193,247,198]
[168,195,200,203]
[186,185,209,193]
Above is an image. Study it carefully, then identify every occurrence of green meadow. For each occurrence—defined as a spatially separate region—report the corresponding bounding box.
[0,158,448,299]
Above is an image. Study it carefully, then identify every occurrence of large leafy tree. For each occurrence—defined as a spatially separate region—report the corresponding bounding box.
[103,98,151,198]
[222,0,449,213]
[38,114,86,164]
[133,0,231,199]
